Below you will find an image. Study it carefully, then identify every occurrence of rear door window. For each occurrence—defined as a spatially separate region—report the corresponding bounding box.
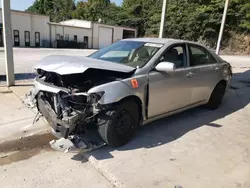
[188,45,217,66]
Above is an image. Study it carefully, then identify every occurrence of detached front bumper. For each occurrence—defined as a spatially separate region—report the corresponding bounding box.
[37,92,70,138]
[25,77,87,139]
[37,94,105,152]
[25,77,106,152]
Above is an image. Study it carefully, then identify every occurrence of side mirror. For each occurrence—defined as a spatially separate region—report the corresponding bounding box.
[155,62,176,72]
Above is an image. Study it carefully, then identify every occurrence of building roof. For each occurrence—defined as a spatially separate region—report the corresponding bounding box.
[0,8,49,18]
[93,22,136,30]
[59,19,136,31]
[48,22,92,30]
[51,19,136,31]
[59,19,92,29]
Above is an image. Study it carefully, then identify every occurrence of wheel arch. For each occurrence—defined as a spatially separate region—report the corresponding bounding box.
[118,95,143,124]
[218,79,227,87]
[207,79,227,101]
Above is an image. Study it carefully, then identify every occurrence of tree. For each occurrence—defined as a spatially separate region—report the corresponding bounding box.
[88,0,110,6]
[72,1,90,20]
[27,0,250,51]
[27,0,75,22]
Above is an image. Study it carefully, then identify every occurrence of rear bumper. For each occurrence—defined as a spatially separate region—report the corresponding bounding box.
[37,92,70,138]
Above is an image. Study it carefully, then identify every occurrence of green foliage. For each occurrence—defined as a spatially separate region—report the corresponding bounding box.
[27,0,250,48]
[27,0,75,22]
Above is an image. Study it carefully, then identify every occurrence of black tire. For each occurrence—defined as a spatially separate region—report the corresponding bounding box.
[97,100,139,147]
[205,82,226,110]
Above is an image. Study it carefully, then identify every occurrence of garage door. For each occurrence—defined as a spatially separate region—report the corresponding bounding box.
[98,27,113,48]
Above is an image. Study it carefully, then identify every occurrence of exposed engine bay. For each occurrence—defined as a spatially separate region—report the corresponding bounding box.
[26,68,134,152]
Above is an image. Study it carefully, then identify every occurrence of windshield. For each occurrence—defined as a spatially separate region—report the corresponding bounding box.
[89,41,163,68]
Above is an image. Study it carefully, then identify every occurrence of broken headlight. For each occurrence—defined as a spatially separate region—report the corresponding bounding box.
[88,92,105,103]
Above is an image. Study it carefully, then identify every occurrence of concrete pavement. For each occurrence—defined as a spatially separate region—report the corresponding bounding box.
[0,68,250,188]
[0,83,115,188]
[81,67,250,188]
[84,85,250,188]
[1,146,114,188]
[0,84,48,143]
[1,145,114,188]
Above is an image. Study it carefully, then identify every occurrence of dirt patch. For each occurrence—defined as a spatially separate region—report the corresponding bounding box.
[222,33,250,55]
[0,133,56,166]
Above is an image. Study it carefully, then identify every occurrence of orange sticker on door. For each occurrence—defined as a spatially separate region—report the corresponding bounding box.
[130,79,139,88]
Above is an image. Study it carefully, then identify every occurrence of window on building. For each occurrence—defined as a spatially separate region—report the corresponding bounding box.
[65,34,69,41]
[24,31,30,47]
[13,30,20,47]
[60,35,64,40]
[83,36,89,48]
[56,34,60,40]
[0,29,3,47]
[74,35,77,42]
[35,32,40,47]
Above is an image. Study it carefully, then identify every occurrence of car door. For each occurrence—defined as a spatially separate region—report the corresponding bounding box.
[187,44,222,104]
[147,44,193,118]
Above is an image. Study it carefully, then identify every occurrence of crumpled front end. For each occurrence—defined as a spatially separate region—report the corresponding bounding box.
[26,68,132,152]
[33,78,103,138]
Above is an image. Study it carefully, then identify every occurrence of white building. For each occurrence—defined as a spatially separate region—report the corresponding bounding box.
[0,9,50,47]
[0,9,137,49]
[57,19,137,49]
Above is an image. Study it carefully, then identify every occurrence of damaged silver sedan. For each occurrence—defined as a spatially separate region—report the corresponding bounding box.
[26,38,232,151]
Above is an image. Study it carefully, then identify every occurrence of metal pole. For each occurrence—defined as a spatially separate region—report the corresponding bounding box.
[2,0,15,86]
[159,0,168,38]
[216,0,230,55]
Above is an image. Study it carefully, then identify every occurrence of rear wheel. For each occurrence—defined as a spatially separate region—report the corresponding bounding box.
[97,100,139,147]
[205,82,226,110]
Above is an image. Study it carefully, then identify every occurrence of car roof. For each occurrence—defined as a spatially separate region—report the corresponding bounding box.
[122,37,202,46]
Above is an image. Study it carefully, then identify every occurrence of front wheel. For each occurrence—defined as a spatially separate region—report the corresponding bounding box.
[97,100,139,147]
[205,82,226,110]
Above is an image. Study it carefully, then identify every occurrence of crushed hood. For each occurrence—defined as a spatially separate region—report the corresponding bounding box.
[34,55,135,75]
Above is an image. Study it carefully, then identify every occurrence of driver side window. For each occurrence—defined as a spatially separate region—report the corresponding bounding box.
[160,45,186,68]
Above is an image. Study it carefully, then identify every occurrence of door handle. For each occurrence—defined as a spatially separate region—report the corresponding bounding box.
[186,72,194,78]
